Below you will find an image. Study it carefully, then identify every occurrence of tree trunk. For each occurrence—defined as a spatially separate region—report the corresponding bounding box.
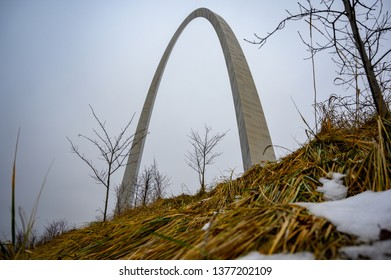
[200,173,205,194]
[342,0,390,118]
[200,151,206,194]
[103,163,112,222]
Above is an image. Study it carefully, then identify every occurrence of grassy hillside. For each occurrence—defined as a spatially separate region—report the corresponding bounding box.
[25,115,391,259]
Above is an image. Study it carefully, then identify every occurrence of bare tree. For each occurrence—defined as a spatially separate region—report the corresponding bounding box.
[38,219,70,245]
[185,124,228,194]
[67,105,136,222]
[151,159,170,201]
[137,165,154,206]
[247,0,391,119]
[134,159,170,207]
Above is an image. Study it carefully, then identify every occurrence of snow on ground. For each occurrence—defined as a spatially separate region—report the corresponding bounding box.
[297,189,391,259]
[316,172,347,201]
[339,240,391,260]
[297,190,391,241]
[233,173,391,259]
[237,251,315,260]
[216,173,390,259]
[202,222,211,231]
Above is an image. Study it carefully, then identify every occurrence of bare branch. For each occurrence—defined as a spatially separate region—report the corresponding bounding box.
[247,0,391,118]
[66,137,107,187]
[66,106,138,222]
[185,124,227,194]
[134,160,170,207]
[88,104,114,152]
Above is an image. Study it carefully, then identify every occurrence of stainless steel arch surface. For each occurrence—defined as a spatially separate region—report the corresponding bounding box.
[118,8,275,211]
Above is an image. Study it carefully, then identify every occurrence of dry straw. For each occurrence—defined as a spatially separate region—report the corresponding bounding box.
[25,112,390,260]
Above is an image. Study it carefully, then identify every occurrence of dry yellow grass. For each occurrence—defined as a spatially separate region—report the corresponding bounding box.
[25,116,390,260]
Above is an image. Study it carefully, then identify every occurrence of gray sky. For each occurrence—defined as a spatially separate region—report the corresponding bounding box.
[1,0,389,239]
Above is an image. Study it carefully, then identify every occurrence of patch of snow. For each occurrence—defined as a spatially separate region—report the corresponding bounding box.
[202,222,211,231]
[297,190,391,241]
[340,240,391,260]
[237,251,315,260]
[316,172,347,201]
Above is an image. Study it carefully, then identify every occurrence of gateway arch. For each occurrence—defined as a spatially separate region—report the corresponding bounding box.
[118,8,275,211]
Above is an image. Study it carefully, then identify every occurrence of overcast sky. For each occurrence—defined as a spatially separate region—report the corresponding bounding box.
[1,0,389,239]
